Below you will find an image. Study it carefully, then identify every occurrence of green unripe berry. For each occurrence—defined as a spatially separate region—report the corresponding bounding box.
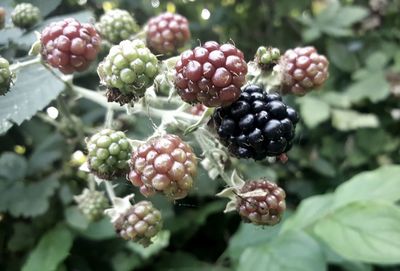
[0,57,12,95]
[86,129,132,179]
[11,3,41,29]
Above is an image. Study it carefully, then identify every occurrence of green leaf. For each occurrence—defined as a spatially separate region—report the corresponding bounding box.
[8,223,36,252]
[8,173,60,217]
[298,96,330,128]
[22,225,74,271]
[355,129,399,155]
[331,109,379,131]
[0,64,64,135]
[64,206,89,231]
[365,52,389,71]
[238,231,326,271]
[334,6,369,27]
[327,40,359,72]
[333,165,400,209]
[313,202,400,264]
[345,73,390,103]
[127,230,170,259]
[0,152,27,181]
[154,251,231,271]
[227,222,282,260]
[27,133,65,175]
[79,217,115,240]
[281,194,333,233]
[321,25,352,37]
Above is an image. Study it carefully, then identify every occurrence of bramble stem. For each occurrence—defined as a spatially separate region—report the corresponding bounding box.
[9,57,41,72]
[105,181,116,200]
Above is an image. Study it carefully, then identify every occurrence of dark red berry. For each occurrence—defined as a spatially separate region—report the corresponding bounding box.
[174,41,247,107]
[41,18,101,74]
[146,12,191,54]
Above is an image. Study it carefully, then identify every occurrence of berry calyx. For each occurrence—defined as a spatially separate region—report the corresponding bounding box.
[97,39,159,105]
[40,18,102,74]
[0,57,12,96]
[254,46,280,70]
[86,129,132,180]
[74,188,109,222]
[236,179,286,226]
[174,41,248,107]
[146,12,191,54]
[96,9,139,44]
[188,104,207,116]
[129,134,197,200]
[11,3,41,29]
[280,46,329,95]
[211,84,299,160]
[106,196,162,246]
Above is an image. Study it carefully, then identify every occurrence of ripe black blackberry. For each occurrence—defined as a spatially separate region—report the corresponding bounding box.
[211,84,299,160]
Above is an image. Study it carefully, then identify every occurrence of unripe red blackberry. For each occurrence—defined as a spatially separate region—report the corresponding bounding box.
[97,40,159,105]
[0,57,12,96]
[174,41,248,107]
[40,18,101,74]
[0,7,6,30]
[146,12,190,54]
[86,129,132,179]
[129,134,197,200]
[212,85,299,160]
[236,179,286,226]
[255,46,280,70]
[96,9,139,44]
[111,200,162,246]
[74,188,109,222]
[280,46,329,95]
[11,3,41,29]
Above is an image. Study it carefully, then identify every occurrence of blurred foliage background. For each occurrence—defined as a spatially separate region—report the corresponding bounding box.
[1,0,400,271]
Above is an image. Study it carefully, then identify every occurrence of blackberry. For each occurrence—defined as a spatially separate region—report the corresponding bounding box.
[86,129,132,179]
[74,188,109,221]
[96,9,139,44]
[254,46,280,70]
[0,57,12,95]
[129,134,197,200]
[40,18,102,74]
[11,3,41,29]
[106,198,162,246]
[97,40,159,105]
[146,12,191,54]
[236,179,286,226]
[211,84,299,160]
[174,41,247,107]
[280,46,329,95]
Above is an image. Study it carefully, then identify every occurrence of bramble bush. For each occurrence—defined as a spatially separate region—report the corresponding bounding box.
[1,0,400,271]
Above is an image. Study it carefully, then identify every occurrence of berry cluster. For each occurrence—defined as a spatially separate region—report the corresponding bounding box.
[113,200,162,246]
[0,57,12,96]
[86,129,132,179]
[74,188,109,221]
[146,12,191,54]
[129,134,197,200]
[254,46,280,69]
[236,179,286,225]
[96,9,139,44]
[280,46,329,95]
[212,85,299,160]
[11,3,41,29]
[97,40,159,104]
[40,18,101,74]
[174,41,247,107]
[0,7,5,30]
